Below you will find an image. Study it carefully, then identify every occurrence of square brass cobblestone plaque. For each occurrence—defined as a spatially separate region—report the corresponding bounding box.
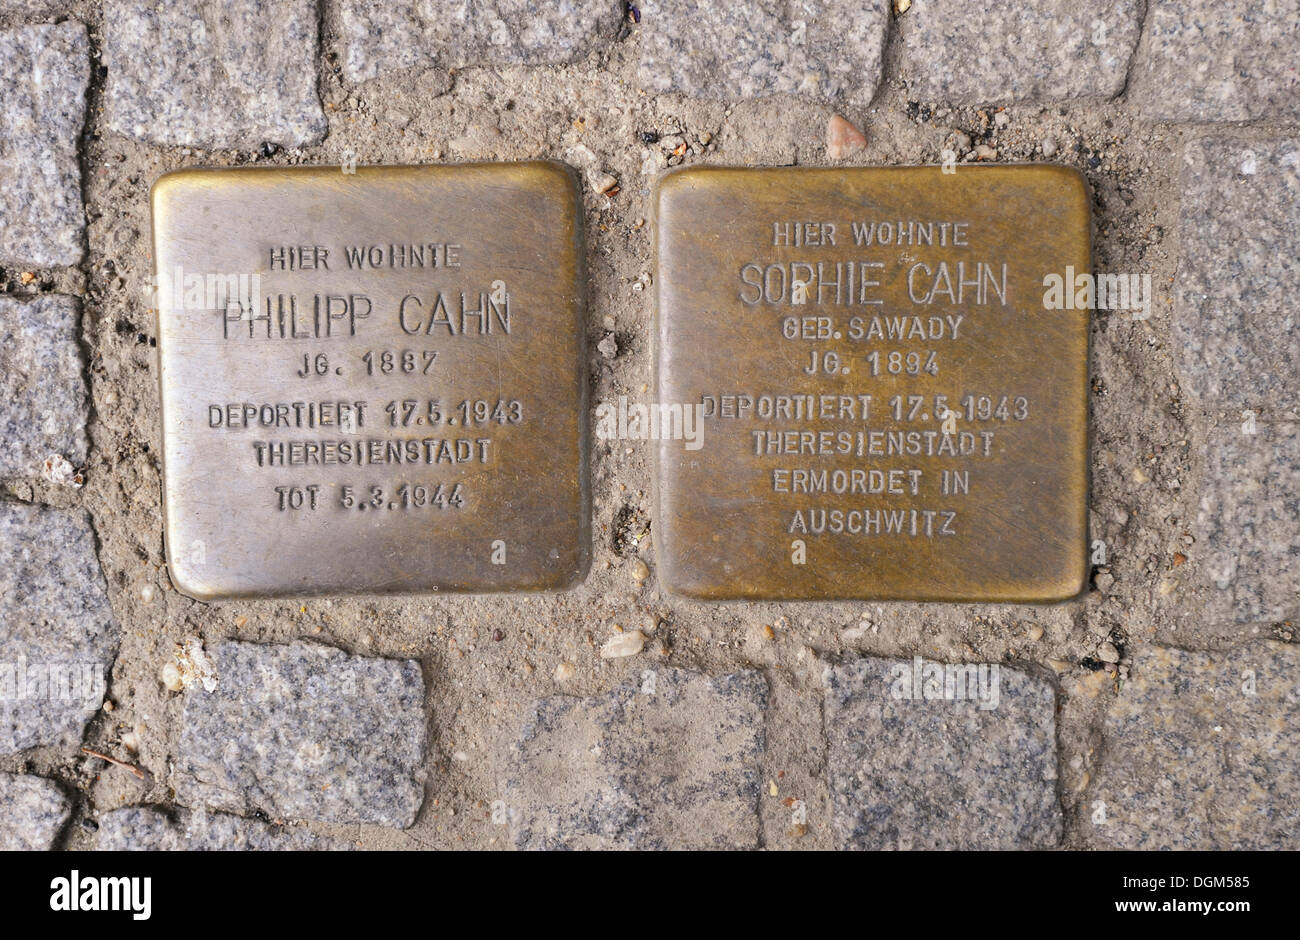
[153,163,588,599]
[654,166,1090,601]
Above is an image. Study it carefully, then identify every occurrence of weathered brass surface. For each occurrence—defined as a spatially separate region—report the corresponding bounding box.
[654,166,1090,601]
[153,163,588,599]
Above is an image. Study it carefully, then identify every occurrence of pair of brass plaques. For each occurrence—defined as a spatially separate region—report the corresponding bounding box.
[153,163,1089,602]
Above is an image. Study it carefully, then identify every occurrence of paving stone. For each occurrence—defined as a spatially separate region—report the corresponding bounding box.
[1173,137,1300,410]
[896,0,1140,105]
[0,773,70,850]
[0,2,66,21]
[1193,421,1300,625]
[0,22,88,267]
[104,0,326,150]
[175,640,426,829]
[341,0,622,82]
[636,0,889,103]
[1,503,116,754]
[96,806,350,850]
[1129,0,1300,122]
[0,295,88,477]
[1093,642,1300,849]
[824,655,1061,849]
[503,667,767,850]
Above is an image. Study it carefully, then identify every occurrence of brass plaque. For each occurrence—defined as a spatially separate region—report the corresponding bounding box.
[653,166,1089,601]
[153,163,588,599]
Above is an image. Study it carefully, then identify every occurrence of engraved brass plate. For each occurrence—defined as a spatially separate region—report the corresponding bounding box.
[153,163,588,599]
[654,166,1089,601]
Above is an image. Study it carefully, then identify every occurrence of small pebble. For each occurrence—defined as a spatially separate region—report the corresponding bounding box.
[42,455,83,489]
[140,583,156,604]
[630,558,650,582]
[1098,642,1120,663]
[161,662,183,692]
[600,629,646,659]
[554,662,576,682]
[597,334,618,359]
[1041,137,1058,158]
[1027,624,1044,642]
[826,114,867,160]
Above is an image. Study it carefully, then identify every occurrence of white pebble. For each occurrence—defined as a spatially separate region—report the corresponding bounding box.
[161,662,182,692]
[600,630,646,659]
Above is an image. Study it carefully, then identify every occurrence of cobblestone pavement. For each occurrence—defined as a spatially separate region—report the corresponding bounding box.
[0,1,1296,851]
